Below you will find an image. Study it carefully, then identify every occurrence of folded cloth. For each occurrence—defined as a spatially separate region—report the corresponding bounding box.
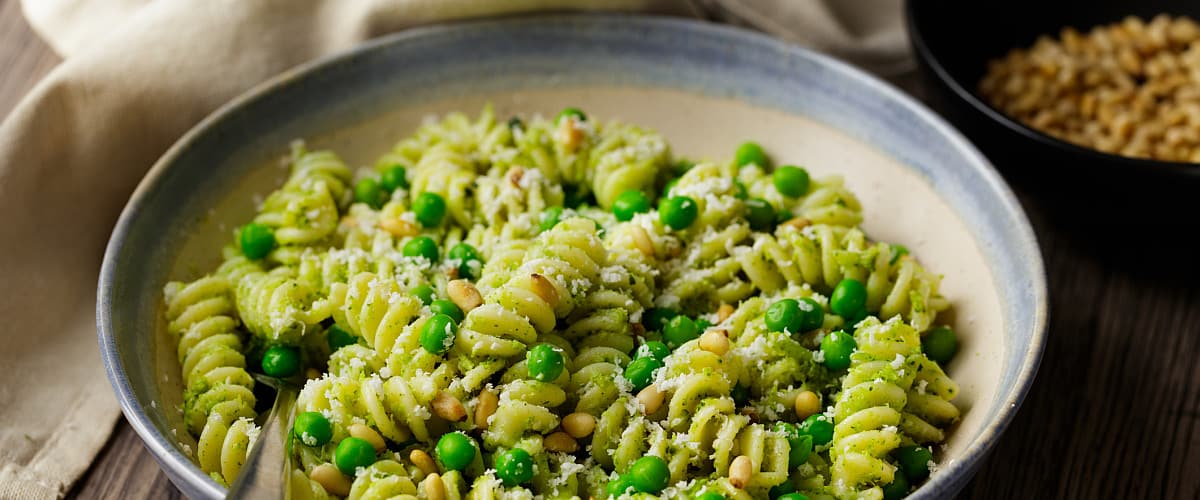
[0,0,908,497]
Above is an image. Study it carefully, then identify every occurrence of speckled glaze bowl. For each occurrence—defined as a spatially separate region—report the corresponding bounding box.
[98,14,1047,499]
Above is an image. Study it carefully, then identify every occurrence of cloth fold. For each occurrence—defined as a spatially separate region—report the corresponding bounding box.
[0,1,908,497]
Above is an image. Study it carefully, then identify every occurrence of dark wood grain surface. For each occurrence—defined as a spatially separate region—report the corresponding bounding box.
[3,1,1197,499]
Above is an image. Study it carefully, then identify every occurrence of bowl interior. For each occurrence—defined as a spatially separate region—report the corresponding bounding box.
[99,15,1046,499]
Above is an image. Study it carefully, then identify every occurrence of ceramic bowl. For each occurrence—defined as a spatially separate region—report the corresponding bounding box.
[98,14,1047,499]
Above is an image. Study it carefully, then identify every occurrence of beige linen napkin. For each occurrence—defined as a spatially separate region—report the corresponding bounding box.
[0,0,907,497]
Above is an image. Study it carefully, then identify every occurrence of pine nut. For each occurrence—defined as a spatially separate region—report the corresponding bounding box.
[447,280,483,313]
[794,390,821,420]
[543,431,579,453]
[508,167,525,187]
[781,217,811,231]
[699,329,730,356]
[637,385,665,415]
[717,303,735,323]
[423,473,447,500]
[729,455,753,489]
[529,273,559,307]
[475,389,499,430]
[431,392,467,422]
[631,226,655,258]
[348,423,386,452]
[379,218,418,237]
[557,118,585,149]
[409,449,438,476]
[561,412,596,438]
[310,463,351,496]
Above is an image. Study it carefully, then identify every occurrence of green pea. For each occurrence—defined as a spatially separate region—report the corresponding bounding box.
[436,432,476,471]
[769,479,796,499]
[624,356,663,391]
[735,142,770,168]
[293,411,332,447]
[881,469,910,500]
[557,107,587,123]
[507,116,524,131]
[412,192,446,227]
[539,206,563,232]
[261,345,300,378]
[429,299,464,323]
[922,326,958,365]
[789,434,813,468]
[607,475,635,497]
[797,414,834,446]
[659,196,699,230]
[448,242,479,262]
[797,298,825,333]
[894,446,933,482]
[402,236,439,263]
[696,492,726,500]
[613,190,652,222]
[380,165,409,191]
[663,315,700,348]
[644,308,678,332]
[629,456,670,493]
[777,494,810,500]
[419,314,457,354]
[334,437,377,475]
[820,330,857,371]
[830,279,867,319]
[765,299,803,334]
[889,243,909,265]
[733,180,749,199]
[527,343,565,382]
[355,178,386,209]
[695,318,712,331]
[449,243,482,280]
[494,448,535,487]
[636,341,671,362]
[412,284,435,305]
[773,165,811,198]
[238,223,275,260]
[732,384,751,406]
[745,197,776,231]
[326,324,357,351]
[661,178,679,199]
[774,422,813,468]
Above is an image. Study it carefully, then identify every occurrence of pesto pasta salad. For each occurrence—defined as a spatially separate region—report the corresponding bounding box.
[164,106,962,500]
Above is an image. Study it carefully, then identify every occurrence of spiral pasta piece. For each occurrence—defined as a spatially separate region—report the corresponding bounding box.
[586,121,671,209]
[236,267,331,344]
[253,147,352,264]
[829,317,923,497]
[295,373,428,446]
[163,275,259,486]
[482,379,565,449]
[900,356,961,444]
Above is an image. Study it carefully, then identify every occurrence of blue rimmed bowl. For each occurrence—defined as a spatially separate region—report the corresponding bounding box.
[98,14,1047,499]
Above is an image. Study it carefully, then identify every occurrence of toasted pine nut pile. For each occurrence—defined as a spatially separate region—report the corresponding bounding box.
[979,15,1200,162]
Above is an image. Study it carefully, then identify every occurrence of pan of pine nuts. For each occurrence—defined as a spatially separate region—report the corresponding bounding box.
[978,15,1200,163]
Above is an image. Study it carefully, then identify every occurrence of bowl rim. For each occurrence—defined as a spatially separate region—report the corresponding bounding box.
[97,12,1048,499]
[904,1,1200,175]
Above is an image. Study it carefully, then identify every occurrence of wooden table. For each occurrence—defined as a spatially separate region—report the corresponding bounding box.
[3,2,1197,498]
